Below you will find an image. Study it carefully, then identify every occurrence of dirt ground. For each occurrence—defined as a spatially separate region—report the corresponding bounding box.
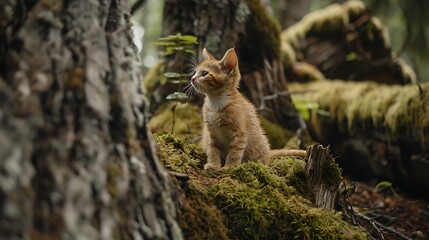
[345,179,429,239]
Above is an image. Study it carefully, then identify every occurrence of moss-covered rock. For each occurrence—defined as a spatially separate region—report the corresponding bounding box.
[154,133,366,239]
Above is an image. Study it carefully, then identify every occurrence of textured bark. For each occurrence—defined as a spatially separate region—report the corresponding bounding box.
[0,0,181,239]
[152,0,304,132]
[305,144,340,210]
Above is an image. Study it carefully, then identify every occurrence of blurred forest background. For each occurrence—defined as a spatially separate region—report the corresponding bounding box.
[130,0,429,82]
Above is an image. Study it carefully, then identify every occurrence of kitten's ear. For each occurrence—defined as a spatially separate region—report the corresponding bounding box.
[219,48,238,72]
[202,48,216,61]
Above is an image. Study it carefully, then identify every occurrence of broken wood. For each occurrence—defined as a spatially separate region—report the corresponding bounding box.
[305,144,341,210]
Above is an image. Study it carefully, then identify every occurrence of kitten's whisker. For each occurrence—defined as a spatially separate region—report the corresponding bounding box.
[185,55,198,67]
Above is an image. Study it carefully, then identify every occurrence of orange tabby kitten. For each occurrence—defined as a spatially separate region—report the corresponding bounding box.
[191,48,306,170]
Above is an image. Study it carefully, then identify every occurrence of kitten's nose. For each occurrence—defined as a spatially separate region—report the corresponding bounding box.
[191,75,197,82]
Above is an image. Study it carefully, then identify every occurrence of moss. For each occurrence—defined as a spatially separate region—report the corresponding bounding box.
[259,116,289,149]
[178,181,229,240]
[322,157,342,188]
[148,103,203,137]
[154,133,205,174]
[154,133,366,239]
[211,164,364,239]
[289,81,429,149]
[238,0,281,71]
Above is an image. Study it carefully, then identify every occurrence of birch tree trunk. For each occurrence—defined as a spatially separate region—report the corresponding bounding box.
[0,1,181,239]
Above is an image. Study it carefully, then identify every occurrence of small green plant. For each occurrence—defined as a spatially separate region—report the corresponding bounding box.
[291,95,329,120]
[153,33,198,132]
[374,181,398,196]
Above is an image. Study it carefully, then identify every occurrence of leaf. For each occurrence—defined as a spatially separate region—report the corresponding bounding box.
[292,96,315,120]
[316,109,330,117]
[375,181,392,190]
[296,108,310,120]
[152,41,177,46]
[185,49,196,54]
[178,35,198,44]
[166,92,188,102]
[164,72,182,78]
[374,181,397,195]
[346,52,357,61]
[166,46,184,52]
[160,49,175,56]
[158,34,180,41]
[169,79,189,84]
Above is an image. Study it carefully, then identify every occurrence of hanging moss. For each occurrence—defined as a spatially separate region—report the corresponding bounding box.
[289,81,429,149]
[154,133,366,240]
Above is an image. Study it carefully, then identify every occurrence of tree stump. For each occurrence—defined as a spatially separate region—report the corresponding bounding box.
[305,144,341,210]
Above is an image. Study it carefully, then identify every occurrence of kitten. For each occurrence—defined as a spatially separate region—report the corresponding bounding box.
[191,48,306,170]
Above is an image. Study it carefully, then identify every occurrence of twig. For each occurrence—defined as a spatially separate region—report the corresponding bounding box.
[339,179,358,225]
[171,102,177,133]
[354,209,413,240]
[257,89,317,111]
[169,171,189,181]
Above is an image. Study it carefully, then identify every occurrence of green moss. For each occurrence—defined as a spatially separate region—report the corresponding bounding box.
[154,133,366,239]
[154,133,205,174]
[211,164,363,239]
[178,181,229,240]
[322,157,342,188]
[259,116,289,149]
[148,103,203,137]
[239,0,281,70]
[289,81,429,149]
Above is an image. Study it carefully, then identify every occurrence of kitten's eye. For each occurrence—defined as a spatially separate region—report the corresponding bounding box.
[201,71,208,77]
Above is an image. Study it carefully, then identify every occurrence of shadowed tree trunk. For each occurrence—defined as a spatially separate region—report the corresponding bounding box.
[151,0,304,133]
[0,0,181,239]
[271,0,310,29]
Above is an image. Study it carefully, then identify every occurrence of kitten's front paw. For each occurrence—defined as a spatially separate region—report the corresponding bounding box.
[204,163,221,170]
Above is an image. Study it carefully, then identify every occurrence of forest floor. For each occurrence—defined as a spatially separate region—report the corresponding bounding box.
[346,178,429,239]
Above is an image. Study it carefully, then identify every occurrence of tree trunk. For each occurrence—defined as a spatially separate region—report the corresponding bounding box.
[0,1,181,239]
[152,0,304,132]
[271,0,310,29]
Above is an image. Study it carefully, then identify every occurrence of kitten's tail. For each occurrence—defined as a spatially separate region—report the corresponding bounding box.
[269,149,307,158]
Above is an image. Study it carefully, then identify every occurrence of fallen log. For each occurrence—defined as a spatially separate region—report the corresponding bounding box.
[290,80,429,196]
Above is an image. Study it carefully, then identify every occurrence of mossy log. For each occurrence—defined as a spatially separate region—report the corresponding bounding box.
[155,133,366,239]
[290,80,429,196]
[147,0,304,132]
[280,1,416,84]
